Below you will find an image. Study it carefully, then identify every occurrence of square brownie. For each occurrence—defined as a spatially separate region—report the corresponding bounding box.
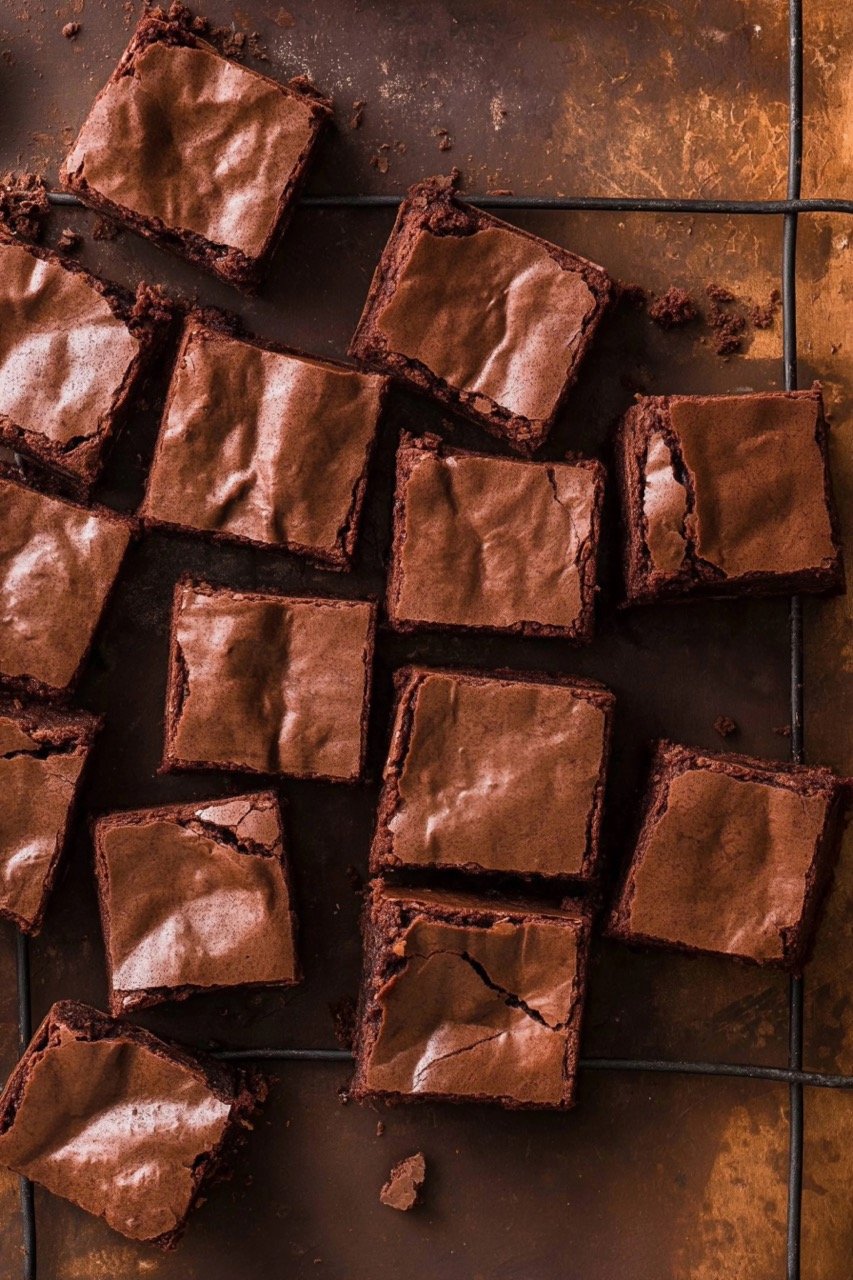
[0,230,169,490]
[616,387,844,604]
[141,316,388,566]
[387,433,605,641]
[0,1000,262,1248]
[352,884,591,1109]
[371,667,614,881]
[606,741,846,971]
[94,791,299,1014]
[61,6,332,288]
[349,175,613,454]
[0,699,100,934]
[164,579,376,781]
[0,475,133,698]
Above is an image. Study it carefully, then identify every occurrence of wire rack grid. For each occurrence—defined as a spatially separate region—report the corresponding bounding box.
[8,2,852,1276]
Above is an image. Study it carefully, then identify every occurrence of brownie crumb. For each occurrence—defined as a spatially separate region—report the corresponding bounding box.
[751,288,781,329]
[375,1121,385,1137]
[248,32,269,61]
[62,21,81,39]
[713,715,738,739]
[330,996,357,1050]
[648,286,698,329]
[706,282,736,306]
[56,227,81,251]
[436,128,453,152]
[370,153,390,175]
[486,187,514,196]
[92,215,121,242]
[349,99,366,129]
[709,307,746,356]
[0,172,50,242]
[380,1153,426,1212]
[773,724,793,738]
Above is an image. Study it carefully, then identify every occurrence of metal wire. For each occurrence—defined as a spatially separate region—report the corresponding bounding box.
[12,4,840,1273]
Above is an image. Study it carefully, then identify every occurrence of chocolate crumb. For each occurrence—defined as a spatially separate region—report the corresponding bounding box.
[380,1153,426,1212]
[710,312,746,356]
[648,286,698,329]
[56,227,81,251]
[62,21,80,39]
[713,715,738,739]
[0,172,50,242]
[773,724,793,738]
[248,32,269,61]
[486,187,514,196]
[706,282,736,305]
[330,996,356,1050]
[376,1121,385,1137]
[751,288,781,330]
[370,153,390,175]
[349,99,366,129]
[92,215,121,242]
[436,128,452,152]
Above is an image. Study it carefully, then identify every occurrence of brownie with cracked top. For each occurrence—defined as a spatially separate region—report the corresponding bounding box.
[616,387,844,604]
[387,433,605,641]
[94,791,299,1014]
[352,883,591,1109]
[371,666,614,881]
[607,741,846,971]
[0,699,100,934]
[0,1000,263,1248]
[0,229,168,490]
[61,6,332,287]
[349,175,613,454]
[142,316,388,566]
[0,475,133,699]
[163,579,376,781]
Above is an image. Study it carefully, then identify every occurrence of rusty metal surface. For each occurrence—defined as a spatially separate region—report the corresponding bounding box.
[0,2,850,1278]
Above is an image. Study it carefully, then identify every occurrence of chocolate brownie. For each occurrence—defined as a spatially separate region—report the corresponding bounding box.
[141,317,388,566]
[94,792,299,1014]
[349,175,613,454]
[371,667,614,880]
[607,741,846,970]
[0,1001,262,1248]
[0,229,169,491]
[0,475,133,698]
[163,579,376,781]
[0,699,100,934]
[352,884,591,1110]
[616,387,844,604]
[61,6,332,288]
[387,434,605,641]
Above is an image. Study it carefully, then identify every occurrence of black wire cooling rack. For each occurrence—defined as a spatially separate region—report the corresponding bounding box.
[9,2,853,1276]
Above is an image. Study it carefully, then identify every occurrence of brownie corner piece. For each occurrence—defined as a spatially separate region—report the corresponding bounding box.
[0,698,100,934]
[349,175,613,454]
[607,740,845,971]
[61,7,332,288]
[93,791,299,1014]
[370,665,614,881]
[0,1000,263,1248]
[0,230,170,490]
[387,433,604,641]
[616,387,844,605]
[352,883,591,1110]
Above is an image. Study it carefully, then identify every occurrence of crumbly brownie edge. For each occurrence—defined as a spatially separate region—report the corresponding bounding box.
[385,434,605,642]
[605,740,844,971]
[351,886,591,1110]
[61,13,332,290]
[0,999,265,1249]
[348,176,614,455]
[369,665,615,881]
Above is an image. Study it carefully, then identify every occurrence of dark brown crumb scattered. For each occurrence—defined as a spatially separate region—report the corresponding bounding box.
[773,724,793,738]
[713,715,738,739]
[486,187,514,196]
[751,288,781,329]
[349,99,366,130]
[648,286,698,329]
[620,282,647,308]
[370,153,390,174]
[436,128,453,152]
[248,32,269,61]
[337,1084,351,1105]
[706,282,736,306]
[376,1121,385,1137]
[62,21,80,39]
[380,1153,426,1212]
[0,172,50,242]
[92,215,121,242]
[330,996,357,1050]
[710,311,746,356]
[56,227,81,252]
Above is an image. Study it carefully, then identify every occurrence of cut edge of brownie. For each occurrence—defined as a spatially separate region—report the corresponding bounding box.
[369,664,615,883]
[386,432,605,643]
[0,473,137,702]
[616,386,846,606]
[0,1000,264,1249]
[348,174,615,456]
[605,739,846,972]
[93,790,300,1015]
[161,576,377,783]
[61,7,333,290]
[140,311,390,568]
[351,883,592,1111]
[0,697,101,935]
[0,227,174,493]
